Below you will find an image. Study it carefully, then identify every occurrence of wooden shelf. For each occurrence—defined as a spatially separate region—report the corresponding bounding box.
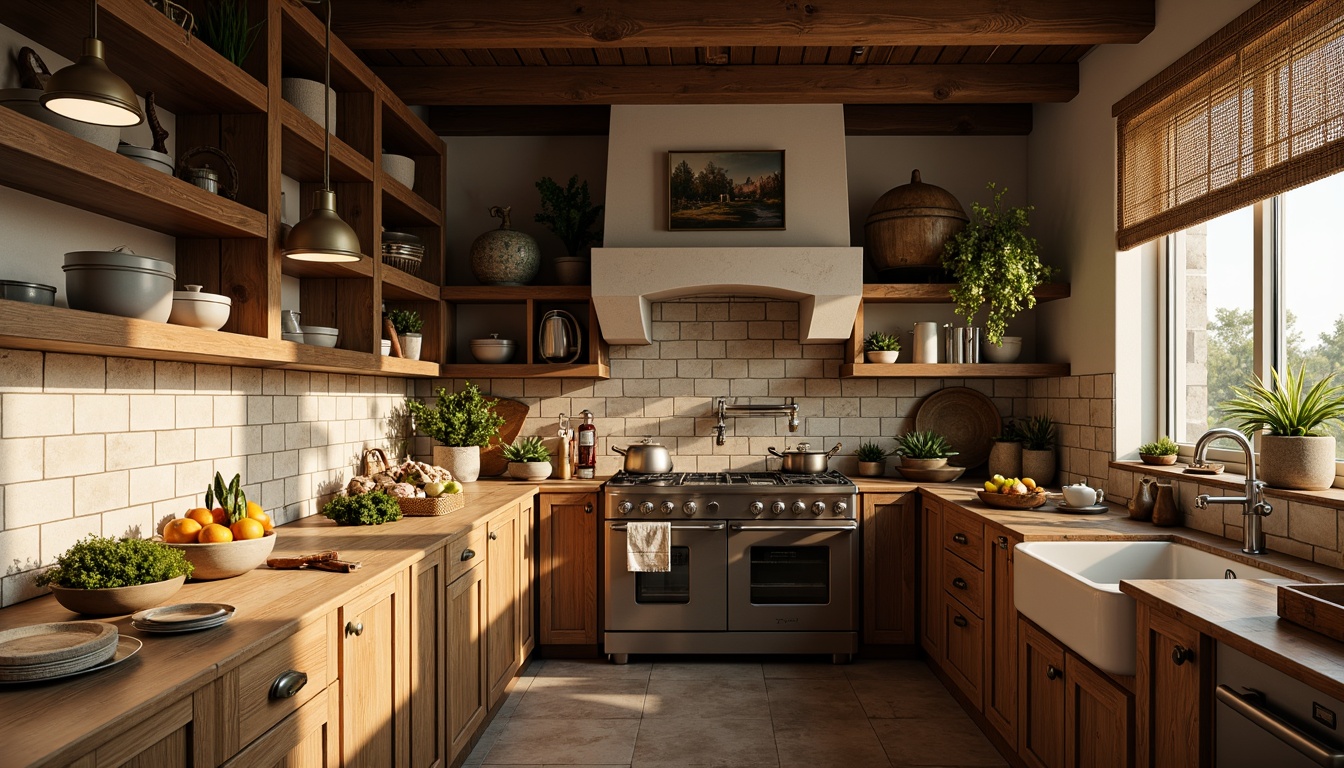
[442,285,593,301]
[381,266,441,301]
[280,2,376,93]
[840,362,1070,378]
[0,110,267,239]
[280,253,375,280]
[378,82,444,156]
[381,178,440,228]
[440,363,610,379]
[280,102,374,183]
[861,282,1071,303]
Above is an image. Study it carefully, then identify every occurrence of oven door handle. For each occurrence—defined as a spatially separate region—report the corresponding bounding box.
[1216,685,1344,767]
[609,523,726,531]
[729,522,858,532]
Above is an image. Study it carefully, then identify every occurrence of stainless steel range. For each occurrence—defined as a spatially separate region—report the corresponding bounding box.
[603,470,859,664]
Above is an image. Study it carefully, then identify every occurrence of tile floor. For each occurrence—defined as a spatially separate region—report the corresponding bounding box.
[465,656,1008,767]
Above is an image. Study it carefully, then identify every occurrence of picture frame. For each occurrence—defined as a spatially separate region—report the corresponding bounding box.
[667,150,785,231]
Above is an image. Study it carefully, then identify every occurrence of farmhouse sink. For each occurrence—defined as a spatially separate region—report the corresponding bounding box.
[1014,541,1276,675]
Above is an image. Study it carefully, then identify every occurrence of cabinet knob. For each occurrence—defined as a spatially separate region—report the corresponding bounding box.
[270,669,309,699]
[997,536,1009,550]
[585,503,593,514]
[345,621,364,637]
[461,548,476,561]
[952,577,968,590]
[953,614,968,628]
[1046,665,1061,681]
[488,531,498,540]
[953,533,968,545]
[1172,645,1194,666]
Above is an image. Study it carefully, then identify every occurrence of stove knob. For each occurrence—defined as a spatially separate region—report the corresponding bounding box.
[791,501,807,515]
[660,501,675,515]
[683,501,698,516]
[833,501,849,516]
[770,501,785,516]
[617,501,633,516]
[706,501,720,514]
[811,501,827,516]
[749,501,765,516]
[639,501,655,516]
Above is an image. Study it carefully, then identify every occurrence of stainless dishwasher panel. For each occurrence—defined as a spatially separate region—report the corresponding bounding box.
[1216,643,1344,767]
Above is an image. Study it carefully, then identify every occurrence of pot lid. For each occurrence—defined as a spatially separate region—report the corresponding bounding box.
[626,437,665,448]
[63,247,175,278]
[381,230,422,245]
[865,169,968,224]
[172,284,231,305]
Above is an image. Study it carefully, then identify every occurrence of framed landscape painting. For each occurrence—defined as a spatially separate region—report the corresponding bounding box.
[668,150,785,231]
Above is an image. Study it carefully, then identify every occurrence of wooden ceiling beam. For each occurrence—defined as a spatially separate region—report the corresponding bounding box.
[334,0,1154,49]
[376,63,1078,105]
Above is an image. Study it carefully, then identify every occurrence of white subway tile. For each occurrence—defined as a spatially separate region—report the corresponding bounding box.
[129,394,175,432]
[155,361,195,393]
[102,504,156,540]
[0,526,41,576]
[748,321,783,340]
[129,464,176,505]
[41,515,101,566]
[44,354,105,392]
[696,340,726,359]
[74,471,128,516]
[713,321,749,340]
[712,360,748,379]
[0,438,43,484]
[768,379,805,397]
[44,434,104,478]
[273,395,298,423]
[231,425,262,456]
[214,395,247,427]
[262,369,285,395]
[214,456,246,481]
[659,340,699,359]
[285,371,311,395]
[247,396,273,425]
[174,460,215,498]
[622,379,659,397]
[0,350,43,392]
[194,364,232,394]
[3,394,73,437]
[729,303,765,321]
[248,453,274,483]
[285,422,310,451]
[74,394,129,434]
[155,429,194,465]
[662,303,696,321]
[725,379,764,397]
[6,478,73,528]
[172,395,211,429]
[195,427,232,460]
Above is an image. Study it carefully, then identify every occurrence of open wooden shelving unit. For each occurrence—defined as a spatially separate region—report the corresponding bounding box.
[842,282,1072,378]
[0,0,445,378]
[440,285,610,379]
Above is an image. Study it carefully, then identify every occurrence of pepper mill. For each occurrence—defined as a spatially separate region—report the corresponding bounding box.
[1151,482,1181,527]
[1128,477,1157,521]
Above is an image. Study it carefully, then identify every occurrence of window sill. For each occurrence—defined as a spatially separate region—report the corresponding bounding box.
[1111,460,1344,507]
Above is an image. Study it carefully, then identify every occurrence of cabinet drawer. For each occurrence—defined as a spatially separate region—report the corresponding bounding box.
[943,552,986,618]
[237,618,330,749]
[449,525,488,583]
[224,687,332,768]
[943,601,985,707]
[942,505,985,570]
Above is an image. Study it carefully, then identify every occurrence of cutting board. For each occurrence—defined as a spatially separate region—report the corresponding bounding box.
[479,397,530,477]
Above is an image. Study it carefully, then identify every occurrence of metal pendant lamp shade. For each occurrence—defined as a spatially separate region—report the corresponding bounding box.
[41,3,143,128]
[284,190,363,262]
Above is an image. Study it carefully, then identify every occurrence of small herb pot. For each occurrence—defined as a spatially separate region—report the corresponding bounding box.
[866,350,899,364]
[1139,453,1178,466]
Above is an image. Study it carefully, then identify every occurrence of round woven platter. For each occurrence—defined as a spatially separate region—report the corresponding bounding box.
[914,387,1002,469]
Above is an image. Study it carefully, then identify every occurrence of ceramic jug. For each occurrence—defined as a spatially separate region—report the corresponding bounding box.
[1152,482,1181,526]
[1129,477,1157,521]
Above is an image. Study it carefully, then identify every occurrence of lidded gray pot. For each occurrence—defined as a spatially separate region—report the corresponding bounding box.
[63,248,176,323]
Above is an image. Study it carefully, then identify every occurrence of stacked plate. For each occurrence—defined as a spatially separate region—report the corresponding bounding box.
[381,231,424,276]
[131,603,236,634]
[0,621,124,683]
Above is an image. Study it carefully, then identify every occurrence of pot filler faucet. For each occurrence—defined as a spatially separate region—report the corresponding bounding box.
[1192,427,1272,555]
[713,397,800,446]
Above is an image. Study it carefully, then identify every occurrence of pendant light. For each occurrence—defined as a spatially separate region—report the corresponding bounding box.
[283,0,362,263]
[41,0,144,127]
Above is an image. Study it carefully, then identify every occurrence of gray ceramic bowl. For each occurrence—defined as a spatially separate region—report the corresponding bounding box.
[63,250,176,323]
[0,280,56,305]
[300,325,339,348]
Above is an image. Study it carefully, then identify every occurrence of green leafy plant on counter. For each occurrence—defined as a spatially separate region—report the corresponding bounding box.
[895,431,958,459]
[855,442,894,462]
[942,182,1053,346]
[535,175,604,257]
[863,331,902,352]
[387,308,423,334]
[994,419,1022,443]
[1138,435,1180,456]
[200,0,263,67]
[1219,365,1344,437]
[323,490,403,526]
[405,382,505,448]
[1019,415,1057,451]
[502,436,551,463]
[35,535,193,589]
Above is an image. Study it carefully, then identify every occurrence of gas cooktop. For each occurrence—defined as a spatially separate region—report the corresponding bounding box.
[606,470,855,488]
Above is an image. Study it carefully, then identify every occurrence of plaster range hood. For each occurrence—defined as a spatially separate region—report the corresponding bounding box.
[591,246,864,345]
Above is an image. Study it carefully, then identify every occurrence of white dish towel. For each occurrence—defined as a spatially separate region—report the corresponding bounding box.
[625,521,671,572]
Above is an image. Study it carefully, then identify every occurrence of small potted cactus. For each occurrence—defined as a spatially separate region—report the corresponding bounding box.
[864,331,901,364]
[855,442,893,477]
[503,436,553,480]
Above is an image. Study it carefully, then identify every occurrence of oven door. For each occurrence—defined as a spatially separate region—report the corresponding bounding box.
[726,520,858,632]
[604,521,728,631]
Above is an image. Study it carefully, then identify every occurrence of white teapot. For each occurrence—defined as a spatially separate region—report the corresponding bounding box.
[1062,480,1105,508]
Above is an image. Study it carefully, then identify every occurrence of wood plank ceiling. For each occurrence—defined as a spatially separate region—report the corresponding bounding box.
[333,1,1155,136]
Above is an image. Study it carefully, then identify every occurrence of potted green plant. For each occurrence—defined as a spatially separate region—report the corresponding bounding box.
[405,383,504,482]
[1219,365,1344,490]
[941,182,1053,347]
[200,0,263,68]
[535,174,603,285]
[863,331,901,364]
[502,436,553,481]
[1138,435,1180,466]
[988,419,1023,479]
[895,430,958,470]
[854,442,893,477]
[1019,415,1057,486]
[36,535,193,615]
[387,308,424,361]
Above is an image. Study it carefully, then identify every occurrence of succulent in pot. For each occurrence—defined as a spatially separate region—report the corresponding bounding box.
[864,331,902,364]
[855,442,893,477]
[36,535,193,615]
[1138,435,1180,466]
[387,308,424,361]
[1219,365,1344,490]
[895,430,958,470]
[503,436,554,480]
[405,382,505,482]
[1018,415,1057,486]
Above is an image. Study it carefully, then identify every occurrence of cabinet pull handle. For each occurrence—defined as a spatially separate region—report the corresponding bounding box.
[1172,645,1194,666]
[461,548,476,561]
[953,614,968,628]
[585,503,593,514]
[953,577,968,590]
[1046,665,1061,681]
[997,536,1009,550]
[270,669,308,699]
[488,531,498,540]
[345,621,364,637]
[953,533,968,544]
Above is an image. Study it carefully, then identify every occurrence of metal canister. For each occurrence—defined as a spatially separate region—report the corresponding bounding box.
[963,327,981,363]
[188,167,220,195]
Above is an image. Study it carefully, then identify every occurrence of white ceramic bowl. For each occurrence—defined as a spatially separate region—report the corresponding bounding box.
[983,336,1022,363]
[282,332,305,343]
[281,78,336,133]
[470,337,515,364]
[163,531,276,580]
[381,153,415,189]
[167,285,231,331]
[300,325,339,348]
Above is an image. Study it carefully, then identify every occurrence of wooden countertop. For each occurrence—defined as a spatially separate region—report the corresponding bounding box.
[0,483,537,768]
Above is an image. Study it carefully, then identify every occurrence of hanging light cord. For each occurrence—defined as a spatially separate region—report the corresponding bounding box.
[90,0,98,40]
[301,0,333,193]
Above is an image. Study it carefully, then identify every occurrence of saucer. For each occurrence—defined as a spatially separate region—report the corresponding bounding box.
[1051,502,1109,514]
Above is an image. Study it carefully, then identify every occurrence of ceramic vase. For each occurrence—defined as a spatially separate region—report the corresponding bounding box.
[1021,448,1056,487]
[1260,435,1336,490]
[554,256,590,286]
[988,441,1023,480]
[470,206,539,286]
[434,445,481,482]
[398,332,422,361]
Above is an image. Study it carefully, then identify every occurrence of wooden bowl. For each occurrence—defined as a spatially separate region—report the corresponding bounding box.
[49,576,187,616]
[977,490,1048,510]
[164,531,276,580]
[1140,453,1178,466]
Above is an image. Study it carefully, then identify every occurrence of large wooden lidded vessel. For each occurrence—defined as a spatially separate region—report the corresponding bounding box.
[864,170,968,276]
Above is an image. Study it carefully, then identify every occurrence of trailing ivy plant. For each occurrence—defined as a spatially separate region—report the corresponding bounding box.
[941,183,1053,345]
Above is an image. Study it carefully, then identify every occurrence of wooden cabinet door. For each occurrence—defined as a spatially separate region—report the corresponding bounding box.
[77,695,198,768]
[985,528,1021,750]
[447,565,488,762]
[410,549,447,768]
[539,493,599,645]
[861,492,918,644]
[340,572,409,768]
[942,599,985,707]
[920,497,944,657]
[487,504,521,708]
[221,688,338,768]
[519,498,536,660]
[1065,651,1133,768]
[1019,621,1067,768]
[1136,603,1210,768]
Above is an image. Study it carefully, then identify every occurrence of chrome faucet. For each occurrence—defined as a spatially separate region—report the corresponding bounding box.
[1192,427,1272,555]
[713,397,800,446]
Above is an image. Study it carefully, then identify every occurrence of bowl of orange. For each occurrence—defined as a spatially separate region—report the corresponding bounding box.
[161,504,277,580]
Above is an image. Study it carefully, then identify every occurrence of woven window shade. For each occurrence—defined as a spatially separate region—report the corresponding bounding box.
[1115,0,1344,251]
